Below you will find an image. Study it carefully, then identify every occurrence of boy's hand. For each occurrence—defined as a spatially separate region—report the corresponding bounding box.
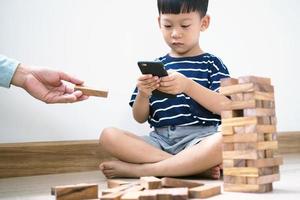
[137,74,160,98]
[159,71,189,94]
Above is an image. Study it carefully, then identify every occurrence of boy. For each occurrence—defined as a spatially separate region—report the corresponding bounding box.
[99,0,231,179]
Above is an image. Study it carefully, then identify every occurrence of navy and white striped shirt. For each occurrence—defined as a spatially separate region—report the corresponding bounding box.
[129,53,230,128]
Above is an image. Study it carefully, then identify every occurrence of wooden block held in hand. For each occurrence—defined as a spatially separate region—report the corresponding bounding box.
[74,85,108,98]
[51,183,98,200]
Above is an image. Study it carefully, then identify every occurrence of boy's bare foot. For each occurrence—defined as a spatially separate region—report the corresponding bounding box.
[197,164,222,179]
[99,160,143,178]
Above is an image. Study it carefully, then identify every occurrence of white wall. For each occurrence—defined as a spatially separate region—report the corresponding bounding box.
[0,0,299,143]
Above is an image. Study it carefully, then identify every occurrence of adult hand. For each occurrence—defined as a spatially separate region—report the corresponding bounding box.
[159,70,190,95]
[136,74,160,98]
[11,64,89,103]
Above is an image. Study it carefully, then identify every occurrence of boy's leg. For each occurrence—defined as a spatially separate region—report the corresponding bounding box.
[100,132,222,178]
[99,127,172,163]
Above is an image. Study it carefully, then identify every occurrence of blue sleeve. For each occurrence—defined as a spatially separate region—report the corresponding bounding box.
[208,57,230,92]
[0,55,20,88]
[129,87,138,107]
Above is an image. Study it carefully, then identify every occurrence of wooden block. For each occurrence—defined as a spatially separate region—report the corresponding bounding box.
[223,143,234,151]
[231,93,244,101]
[51,183,98,200]
[74,85,108,98]
[254,84,274,92]
[220,83,254,96]
[102,184,138,195]
[233,126,245,134]
[223,99,256,110]
[189,185,221,198]
[247,174,280,185]
[223,150,258,160]
[244,108,275,117]
[221,78,238,86]
[100,191,123,200]
[223,159,245,168]
[139,190,158,200]
[246,157,283,168]
[107,180,131,189]
[223,167,259,177]
[223,133,258,143]
[225,176,248,184]
[121,191,142,200]
[222,126,234,135]
[222,117,257,127]
[224,183,272,193]
[140,176,162,189]
[244,91,275,102]
[223,159,235,168]
[257,141,278,150]
[101,185,144,200]
[166,188,188,200]
[238,76,271,85]
[257,125,277,133]
[139,188,188,200]
[161,177,203,188]
[234,143,257,151]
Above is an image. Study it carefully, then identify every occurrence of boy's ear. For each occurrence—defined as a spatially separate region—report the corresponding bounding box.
[158,16,161,28]
[200,15,210,31]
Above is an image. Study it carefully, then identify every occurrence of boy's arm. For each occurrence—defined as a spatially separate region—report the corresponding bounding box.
[132,92,150,123]
[159,72,230,115]
[184,78,231,115]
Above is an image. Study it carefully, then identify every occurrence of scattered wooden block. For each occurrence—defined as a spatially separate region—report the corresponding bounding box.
[107,179,131,188]
[189,185,221,198]
[102,183,139,195]
[101,185,144,200]
[161,177,203,188]
[51,183,98,200]
[140,176,162,189]
[74,85,108,98]
[121,191,143,200]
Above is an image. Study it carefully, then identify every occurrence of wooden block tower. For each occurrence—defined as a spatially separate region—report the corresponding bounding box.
[219,76,283,193]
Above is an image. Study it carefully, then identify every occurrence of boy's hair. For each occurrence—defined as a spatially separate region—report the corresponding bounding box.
[157,0,209,17]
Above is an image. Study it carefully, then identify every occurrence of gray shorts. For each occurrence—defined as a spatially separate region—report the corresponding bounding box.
[142,125,218,155]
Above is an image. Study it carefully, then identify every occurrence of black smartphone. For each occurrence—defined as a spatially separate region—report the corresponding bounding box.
[137,61,176,98]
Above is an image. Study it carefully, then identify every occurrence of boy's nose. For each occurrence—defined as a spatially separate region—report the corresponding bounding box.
[171,29,182,38]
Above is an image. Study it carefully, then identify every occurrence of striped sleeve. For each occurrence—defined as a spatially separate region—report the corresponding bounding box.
[208,57,230,92]
[129,87,138,107]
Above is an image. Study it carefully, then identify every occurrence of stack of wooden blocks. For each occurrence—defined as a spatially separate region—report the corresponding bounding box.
[51,177,221,200]
[220,76,283,192]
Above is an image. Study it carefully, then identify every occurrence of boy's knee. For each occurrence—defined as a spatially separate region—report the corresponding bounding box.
[99,127,119,144]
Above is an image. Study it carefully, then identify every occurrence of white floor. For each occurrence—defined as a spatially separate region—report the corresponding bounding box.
[0,154,299,200]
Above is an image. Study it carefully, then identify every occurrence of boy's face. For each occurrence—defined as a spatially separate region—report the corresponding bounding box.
[158,11,209,57]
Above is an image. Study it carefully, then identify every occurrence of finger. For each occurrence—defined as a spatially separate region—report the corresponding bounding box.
[65,85,75,94]
[141,78,160,87]
[159,80,173,87]
[49,94,78,104]
[158,85,173,93]
[138,74,153,81]
[72,90,89,101]
[160,75,174,82]
[77,95,89,101]
[59,71,84,85]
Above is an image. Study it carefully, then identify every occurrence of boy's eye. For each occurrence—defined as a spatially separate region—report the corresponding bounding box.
[164,25,172,28]
[181,24,191,28]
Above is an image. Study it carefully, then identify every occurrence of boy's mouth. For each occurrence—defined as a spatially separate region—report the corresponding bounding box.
[172,42,184,47]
